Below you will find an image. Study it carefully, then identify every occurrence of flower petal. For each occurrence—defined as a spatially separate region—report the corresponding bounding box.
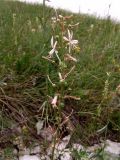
[51,95,58,108]
[51,36,54,48]
[49,48,55,56]
[58,72,64,82]
[53,41,57,49]
[67,29,71,40]
[72,40,78,44]
[63,36,69,42]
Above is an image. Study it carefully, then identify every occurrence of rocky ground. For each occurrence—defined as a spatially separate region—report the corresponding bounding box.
[1,135,119,160]
[19,138,120,160]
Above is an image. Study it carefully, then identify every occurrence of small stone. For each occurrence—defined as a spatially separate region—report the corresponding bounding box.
[60,149,72,160]
[105,140,120,155]
[40,126,54,142]
[30,145,41,155]
[73,143,84,151]
[36,120,44,135]
[19,155,40,160]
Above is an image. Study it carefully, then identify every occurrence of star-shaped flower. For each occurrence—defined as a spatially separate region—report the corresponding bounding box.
[63,30,78,53]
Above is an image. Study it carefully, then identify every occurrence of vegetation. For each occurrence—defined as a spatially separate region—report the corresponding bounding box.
[0,0,120,157]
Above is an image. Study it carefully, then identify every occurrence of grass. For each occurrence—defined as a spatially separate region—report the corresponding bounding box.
[0,0,120,154]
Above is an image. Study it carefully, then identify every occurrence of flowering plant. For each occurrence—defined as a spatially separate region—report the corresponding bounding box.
[42,10,80,113]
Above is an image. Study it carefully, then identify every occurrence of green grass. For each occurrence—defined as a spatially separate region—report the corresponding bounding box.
[0,0,120,149]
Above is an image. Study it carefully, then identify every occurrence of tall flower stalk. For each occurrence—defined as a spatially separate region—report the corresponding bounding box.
[42,10,80,159]
[43,10,80,117]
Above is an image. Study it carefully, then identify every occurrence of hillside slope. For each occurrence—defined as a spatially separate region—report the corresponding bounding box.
[0,0,120,150]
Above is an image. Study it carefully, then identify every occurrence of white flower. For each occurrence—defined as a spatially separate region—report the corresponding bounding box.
[51,17,60,23]
[63,30,78,53]
[49,36,58,57]
[51,95,58,108]
[90,24,94,28]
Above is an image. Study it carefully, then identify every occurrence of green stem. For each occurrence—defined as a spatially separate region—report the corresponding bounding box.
[43,0,46,29]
